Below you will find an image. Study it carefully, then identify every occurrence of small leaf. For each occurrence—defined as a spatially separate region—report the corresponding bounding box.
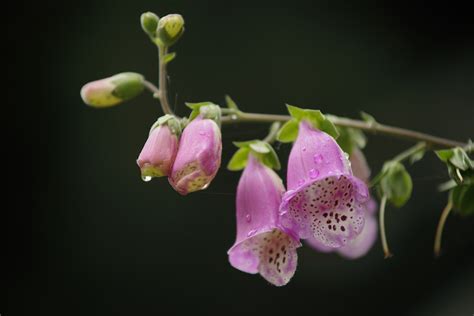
[451,184,474,216]
[286,104,306,119]
[409,148,426,164]
[276,119,299,143]
[163,52,176,64]
[249,141,270,154]
[233,140,257,148]
[261,143,281,170]
[185,101,216,121]
[227,147,250,171]
[225,95,239,110]
[360,111,377,124]
[378,162,413,208]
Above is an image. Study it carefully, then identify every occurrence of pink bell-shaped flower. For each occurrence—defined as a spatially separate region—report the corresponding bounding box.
[169,115,222,195]
[228,155,301,286]
[280,120,369,248]
[137,116,180,179]
[307,148,378,258]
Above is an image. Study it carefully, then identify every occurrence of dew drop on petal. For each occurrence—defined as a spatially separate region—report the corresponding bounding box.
[246,214,252,223]
[298,179,305,186]
[302,146,306,152]
[309,168,320,179]
[247,229,257,237]
[313,154,323,164]
[141,176,152,182]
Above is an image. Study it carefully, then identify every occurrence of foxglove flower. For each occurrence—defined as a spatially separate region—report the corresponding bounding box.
[280,121,369,248]
[80,72,144,108]
[228,155,300,286]
[137,116,180,179]
[169,115,222,195]
[307,148,378,259]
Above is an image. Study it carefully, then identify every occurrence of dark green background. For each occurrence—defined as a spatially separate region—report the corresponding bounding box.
[7,0,474,315]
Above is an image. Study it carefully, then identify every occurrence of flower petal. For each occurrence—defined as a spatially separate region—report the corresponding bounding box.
[229,228,299,286]
[281,174,367,247]
[337,215,378,259]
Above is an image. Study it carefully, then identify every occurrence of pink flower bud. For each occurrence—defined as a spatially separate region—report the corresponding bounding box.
[280,121,369,248]
[169,116,222,195]
[228,155,300,286]
[80,72,144,108]
[137,124,179,179]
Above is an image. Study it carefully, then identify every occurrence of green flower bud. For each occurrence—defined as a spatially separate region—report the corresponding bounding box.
[141,12,159,37]
[157,14,184,46]
[80,72,145,108]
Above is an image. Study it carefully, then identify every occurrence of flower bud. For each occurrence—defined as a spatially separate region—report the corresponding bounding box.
[141,12,159,37]
[157,14,184,46]
[169,115,222,195]
[80,72,144,108]
[137,116,180,179]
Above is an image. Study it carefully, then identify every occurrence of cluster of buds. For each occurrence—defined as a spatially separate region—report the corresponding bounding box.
[227,107,376,286]
[138,104,222,195]
[141,12,184,47]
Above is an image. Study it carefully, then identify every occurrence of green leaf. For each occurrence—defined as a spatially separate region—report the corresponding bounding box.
[185,101,216,121]
[276,119,299,143]
[249,141,270,154]
[378,162,413,208]
[286,105,306,120]
[285,105,339,139]
[229,140,281,171]
[409,148,426,164]
[261,143,281,170]
[227,147,250,171]
[163,52,176,64]
[360,111,377,124]
[451,184,474,216]
[336,127,367,154]
[225,95,239,111]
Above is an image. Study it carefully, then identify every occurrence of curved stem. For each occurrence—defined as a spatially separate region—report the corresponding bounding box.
[158,46,173,115]
[379,195,393,259]
[263,122,281,144]
[434,198,453,257]
[221,111,465,148]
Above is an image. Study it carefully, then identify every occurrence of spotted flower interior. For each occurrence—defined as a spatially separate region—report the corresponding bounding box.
[284,175,366,247]
[238,228,299,286]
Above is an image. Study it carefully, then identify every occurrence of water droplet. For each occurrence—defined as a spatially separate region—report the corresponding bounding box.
[245,214,252,223]
[199,131,206,136]
[344,152,350,160]
[298,179,305,186]
[247,229,257,237]
[302,146,306,152]
[313,154,323,164]
[231,114,238,120]
[309,168,320,179]
[142,176,152,182]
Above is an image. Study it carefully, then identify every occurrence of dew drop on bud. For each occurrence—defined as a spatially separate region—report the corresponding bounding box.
[142,176,152,182]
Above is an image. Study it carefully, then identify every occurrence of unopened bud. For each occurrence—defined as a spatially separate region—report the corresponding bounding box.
[80,72,144,108]
[141,12,159,37]
[157,14,184,46]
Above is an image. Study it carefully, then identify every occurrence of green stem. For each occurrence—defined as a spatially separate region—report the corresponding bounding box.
[221,111,465,148]
[263,122,281,144]
[378,195,393,259]
[434,198,453,257]
[157,45,173,115]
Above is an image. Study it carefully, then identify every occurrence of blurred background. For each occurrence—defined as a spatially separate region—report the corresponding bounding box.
[6,0,474,315]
